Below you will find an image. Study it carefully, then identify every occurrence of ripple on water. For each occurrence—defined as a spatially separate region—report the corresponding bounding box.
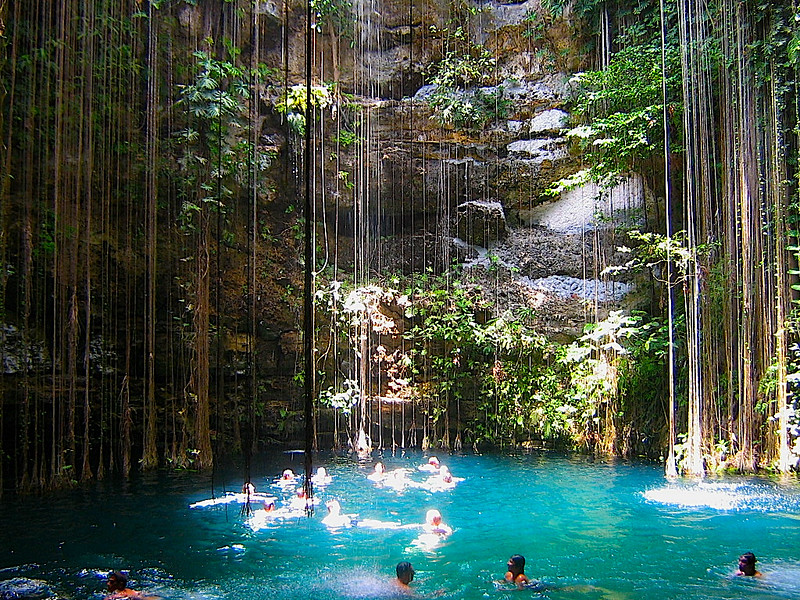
[642,480,800,512]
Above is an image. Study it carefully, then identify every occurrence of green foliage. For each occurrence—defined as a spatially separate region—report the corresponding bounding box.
[275,83,333,135]
[311,0,353,38]
[557,43,682,188]
[174,46,274,231]
[424,27,507,130]
[319,379,360,414]
[603,230,717,282]
[333,129,358,147]
[428,86,511,130]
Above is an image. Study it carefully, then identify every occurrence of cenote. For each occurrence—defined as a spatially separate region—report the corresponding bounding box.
[2,451,800,600]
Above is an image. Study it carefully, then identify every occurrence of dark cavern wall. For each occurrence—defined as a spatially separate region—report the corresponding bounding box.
[1,0,799,494]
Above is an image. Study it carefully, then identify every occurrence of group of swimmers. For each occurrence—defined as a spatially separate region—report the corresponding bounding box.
[367,456,460,493]
[240,457,458,532]
[102,549,763,600]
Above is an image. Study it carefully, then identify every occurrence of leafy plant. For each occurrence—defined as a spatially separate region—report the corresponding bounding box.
[551,43,682,191]
[275,83,333,135]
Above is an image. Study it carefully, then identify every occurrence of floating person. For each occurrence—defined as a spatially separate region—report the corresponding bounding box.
[105,571,157,600]
[246,498,296,531]
[242,481,256,495]
[408,509,451,551]
[321,499,357,529]
[418,456,440,473]
[422,509,452,536]
[288,487,319,512]
[419,465,463,492]
[189,488,277,509]
[272,468,299,489]
[382,467,416,491]
[367,461,387,482]
[735,552,763,577]
[504,554,530,589]
[394,561,415,590]
[311,466,333,486]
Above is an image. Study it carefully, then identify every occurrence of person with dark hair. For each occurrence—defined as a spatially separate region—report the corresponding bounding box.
[105,572,139,599]
[105,571,158,600]
[736,552,763,577]
[504,555,530,589]
[395,562,415,589]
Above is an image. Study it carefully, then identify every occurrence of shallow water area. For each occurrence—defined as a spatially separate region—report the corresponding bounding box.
[2,451,800,600]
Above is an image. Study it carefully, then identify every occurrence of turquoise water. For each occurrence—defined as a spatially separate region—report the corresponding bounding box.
[2,451,800,600]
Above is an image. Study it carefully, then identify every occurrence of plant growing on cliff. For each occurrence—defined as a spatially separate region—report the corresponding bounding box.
[552,42,682,190]
[275,83,333,135]
[424,27,508,130]
[175,48,274,229]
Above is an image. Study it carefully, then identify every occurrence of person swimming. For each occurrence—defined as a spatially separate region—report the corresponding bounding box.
[505,554,530,589]
[735,552,763,577]
[395,561,415,589]
[418,456,441,473]
[367,462,386,482]
[321,499,356,528]
[288,487,319,512]
[423,509,452,536]
[105,571,157,600]
[311,466,332,486]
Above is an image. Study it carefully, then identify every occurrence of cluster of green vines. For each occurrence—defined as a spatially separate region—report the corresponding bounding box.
[424,24,510,130]
[314,271,672,455]
[173,44,276,230]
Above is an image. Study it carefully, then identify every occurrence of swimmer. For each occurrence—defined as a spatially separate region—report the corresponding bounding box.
[386,467,417,490]
[288,487,319,512]
[242,481,256,495]
[105,571,157,600]
[395,561,415,589]
[273,468,298,488]
[418,456,441,472]
[311,466,332,486]
[423,509,452,536]
[438,465,453,484]
[367,461,386,482]
[504,554,530,589]
[735,552,763,577]
[321,499,356,528]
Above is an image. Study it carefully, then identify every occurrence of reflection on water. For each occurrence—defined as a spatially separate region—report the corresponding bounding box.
[1,452,799,600]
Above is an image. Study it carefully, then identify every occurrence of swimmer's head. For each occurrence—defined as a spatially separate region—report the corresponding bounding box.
[107,571,127,592]
[396,561,415,585]
[738,552,758,575]
[282,469,294,479]
[375,462,385,473]
[425,509,442,525]
[326,499,341,514]
[296,487,306,498]
[508,554,525,575]
[264,500,275,511]
[316,466,327,477]
[428,456,440,466]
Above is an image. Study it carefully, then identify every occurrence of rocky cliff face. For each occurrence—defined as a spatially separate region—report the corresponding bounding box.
[271,0,652,340]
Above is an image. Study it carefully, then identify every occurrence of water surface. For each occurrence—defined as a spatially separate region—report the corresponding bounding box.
[2,451,800,600]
